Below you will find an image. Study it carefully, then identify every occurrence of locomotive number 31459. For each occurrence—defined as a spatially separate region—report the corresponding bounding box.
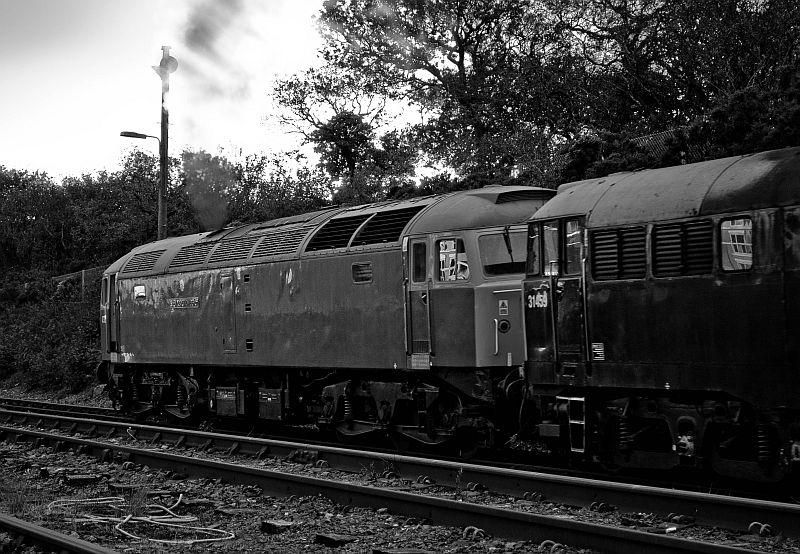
[526,290,549,309]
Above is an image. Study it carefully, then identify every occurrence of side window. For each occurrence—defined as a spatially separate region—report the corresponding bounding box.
[564,219,583,275]
[101,278,108,306]
[543,222,560,275]
[526,224,540,276]
[412,242,427,282]
[720,217,753,271]
[438,238,469,281]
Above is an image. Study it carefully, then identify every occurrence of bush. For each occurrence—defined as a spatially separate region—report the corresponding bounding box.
[0,271,99,395]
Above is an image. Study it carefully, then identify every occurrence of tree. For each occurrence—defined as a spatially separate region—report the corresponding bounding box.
[0,168,59,269]
[546,0,800,133]
[317,0,585,178]
[312,111,375,188]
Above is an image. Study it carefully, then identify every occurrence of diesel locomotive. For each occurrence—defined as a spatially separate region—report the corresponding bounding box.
[521,147,800,481]
[97,185,555,451]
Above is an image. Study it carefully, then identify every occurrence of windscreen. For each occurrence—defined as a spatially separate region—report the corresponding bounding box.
[479,229,527,275]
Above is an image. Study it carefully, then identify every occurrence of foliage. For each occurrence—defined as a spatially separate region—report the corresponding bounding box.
[559,77,800,181]
[274,65,417,203]
[315,0,581,179]
[0,270,97,394]
[0,146,335,394]
[278,0,800,185]
[687,79,800,159]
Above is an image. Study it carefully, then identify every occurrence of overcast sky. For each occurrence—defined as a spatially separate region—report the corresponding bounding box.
[0,0,322,179]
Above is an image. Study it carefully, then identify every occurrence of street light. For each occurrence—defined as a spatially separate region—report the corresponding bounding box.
[119,46,177,242]
[120,131,158,142]
[119,131,166,240]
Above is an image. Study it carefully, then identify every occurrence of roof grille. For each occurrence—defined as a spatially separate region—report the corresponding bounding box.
[208,236,260,264]
[306,214,371,251]
[352,206,424,246]
[169,243,214,268]
[122,250,165,274]
[495,189,552,204]
[251,227,310,258]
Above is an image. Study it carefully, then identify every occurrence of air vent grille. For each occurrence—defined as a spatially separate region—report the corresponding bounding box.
[591,228,646,280]
[352,207,424,246]
[352,262,373,283]
[251,227,310,258]
[208,236,260,264]
[495,189,551,204]
[169,243,214,268]
[122,250,165,274]
[653,220,712,277]
[306,214,370,251]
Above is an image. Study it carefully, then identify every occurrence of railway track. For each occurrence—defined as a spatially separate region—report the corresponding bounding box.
[0,397,127,422]
[0,397,784,498]
[0,512,118,553]
[0,406,797,553]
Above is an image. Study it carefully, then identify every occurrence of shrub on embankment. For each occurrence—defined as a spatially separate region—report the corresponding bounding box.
[0,269,99,395]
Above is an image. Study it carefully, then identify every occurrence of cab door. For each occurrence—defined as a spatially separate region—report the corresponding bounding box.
[524,218,588,384]
[474,227,528,368]
[557,219,588,379]
[103,274,120,353]
[406,238,432,370]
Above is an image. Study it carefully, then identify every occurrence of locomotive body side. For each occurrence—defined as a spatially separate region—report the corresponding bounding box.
[522,147,800,481]
[114,250,407,370]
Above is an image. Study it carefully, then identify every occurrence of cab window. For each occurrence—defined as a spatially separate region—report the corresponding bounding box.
[543,222,559,275]
[412,242,427,282]
[526,224,541,276]
[438,238,469,281]
[478,229,526,275]
[564,219,583,275]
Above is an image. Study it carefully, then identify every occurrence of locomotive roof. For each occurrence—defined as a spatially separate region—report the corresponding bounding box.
[530,147,800,226]
[106,185,555,276]
[408,185,555,234]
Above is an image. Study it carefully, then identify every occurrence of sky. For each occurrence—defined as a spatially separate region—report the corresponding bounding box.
[0,0,323,179]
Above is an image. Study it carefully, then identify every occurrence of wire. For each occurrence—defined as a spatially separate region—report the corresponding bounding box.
[47,494,235,545]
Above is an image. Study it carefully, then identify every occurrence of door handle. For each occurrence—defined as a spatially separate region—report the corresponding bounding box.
[493,318,499,355]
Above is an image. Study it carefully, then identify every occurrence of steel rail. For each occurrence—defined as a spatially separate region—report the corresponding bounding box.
[0,423,766,554]
[0,512,119,554]
[2,407,797,539]
[0,397,126,421]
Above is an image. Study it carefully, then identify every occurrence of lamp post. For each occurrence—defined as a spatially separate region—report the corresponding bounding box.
[119,131,164,239]
[120,46,177,241]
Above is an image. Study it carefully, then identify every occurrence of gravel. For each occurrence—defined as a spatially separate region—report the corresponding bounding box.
[1,385,798,554]
[0,440,595,553]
